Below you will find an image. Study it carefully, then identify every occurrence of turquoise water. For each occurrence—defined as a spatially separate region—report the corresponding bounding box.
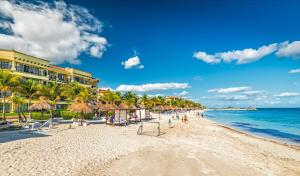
[204,108,300,144]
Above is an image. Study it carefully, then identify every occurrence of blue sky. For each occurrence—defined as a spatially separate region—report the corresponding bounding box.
[0,0,299,107]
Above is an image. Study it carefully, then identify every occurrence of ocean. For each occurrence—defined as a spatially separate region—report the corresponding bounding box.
[204,108,300,144]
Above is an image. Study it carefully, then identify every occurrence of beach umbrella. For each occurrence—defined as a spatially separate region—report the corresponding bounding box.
[105,103,117,110]
[69,100,92,114]
[153,105,165,120]
[99,102,117,124]
[128,104,138,110]
[69,98,93,125]
[29,97,51,111]
[114,102,130,124]
[98,102,117,111]
[117,102,129,110]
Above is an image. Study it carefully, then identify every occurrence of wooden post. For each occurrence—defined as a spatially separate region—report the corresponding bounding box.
[118,110,120,126]
[157,122,160,136]
[105,111,108,125]
[139,109,142,122]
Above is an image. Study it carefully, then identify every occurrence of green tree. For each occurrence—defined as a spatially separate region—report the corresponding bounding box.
[39,82,61,118]
[99,90,121,104]
[122,91,138,106]
[0,70,19,121]
[10,96,26,122]
[61,82,84,101]
[17,79,40,119]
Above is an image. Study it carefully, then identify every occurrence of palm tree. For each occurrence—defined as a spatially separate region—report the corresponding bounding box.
[0,70,19,121]
[39,82,61,118]
[69,88,93,125]
[10,96,25,122]
[122,91,138,106]
[140,94,149,108]
[61,82,84,101]
[99,89,121,105]
[17,79,40,119]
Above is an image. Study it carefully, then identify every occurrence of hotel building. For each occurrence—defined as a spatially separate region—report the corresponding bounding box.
[0,49,99,112]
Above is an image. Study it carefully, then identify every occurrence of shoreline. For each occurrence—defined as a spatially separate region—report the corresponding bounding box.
[203,109,300,147]
[214,122,300,149]
[0,110,299,176]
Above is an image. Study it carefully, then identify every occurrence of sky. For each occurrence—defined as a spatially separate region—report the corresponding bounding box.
[0,0,299,108]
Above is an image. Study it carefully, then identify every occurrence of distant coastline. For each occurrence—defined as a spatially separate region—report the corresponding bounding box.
[208,107,257,111]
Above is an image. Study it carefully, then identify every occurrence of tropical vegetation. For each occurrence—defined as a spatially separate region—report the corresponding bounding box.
[0,70,205,123]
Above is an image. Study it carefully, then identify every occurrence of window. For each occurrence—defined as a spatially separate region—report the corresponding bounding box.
[74,77,85,84]
[58,74,68,82]
[0,61,11,69]
[16,63,42,76]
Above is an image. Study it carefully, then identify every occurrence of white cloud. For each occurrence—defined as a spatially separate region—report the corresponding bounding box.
[176,90,189,96]
[242,90,263,95]
[194,43,278,64]
[268,101,281,105]
[0,0,108,64]
[208,86,251,94]
[217,43,278,64]
[121,56,144,69]
[116,83,190,92]
[193,51,220,64]
[276,41,300,59]
[288,69,300,74]
[275,92,300,97]
[219,95,250,101]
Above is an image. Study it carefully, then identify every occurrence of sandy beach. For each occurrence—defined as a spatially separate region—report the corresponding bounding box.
[0,111,299,176]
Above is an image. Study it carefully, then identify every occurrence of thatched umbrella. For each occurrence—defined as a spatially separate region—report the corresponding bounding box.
[114,102,130,124]
[128,104,138,110]
[98,102,117,124]
[117,102,129,110]
[69,99,92,125]
[153,105,165,120]
[69,102,92,114]
[29,97,51,118]
[29,97,51,111]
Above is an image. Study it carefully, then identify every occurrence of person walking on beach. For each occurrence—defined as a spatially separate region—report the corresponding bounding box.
[183,114,188,124]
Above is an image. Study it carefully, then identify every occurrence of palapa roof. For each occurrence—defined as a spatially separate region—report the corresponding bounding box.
[29,97,51,111]
[117,102,129,110]
[98,102,117,111]
[128,104,138,110]
[69,100,92,114]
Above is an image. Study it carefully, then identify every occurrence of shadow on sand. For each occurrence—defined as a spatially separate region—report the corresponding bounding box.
[0,131,49,143]
[232,122,300,143]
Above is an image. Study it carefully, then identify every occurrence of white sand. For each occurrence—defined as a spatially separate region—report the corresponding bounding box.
[0,111,299,176]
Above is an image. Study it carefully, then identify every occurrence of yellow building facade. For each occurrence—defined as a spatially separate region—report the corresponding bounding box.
[0,49,99,112]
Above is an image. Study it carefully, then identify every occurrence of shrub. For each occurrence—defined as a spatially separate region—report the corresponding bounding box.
[60,110,77,120]
[31,112,51,120]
